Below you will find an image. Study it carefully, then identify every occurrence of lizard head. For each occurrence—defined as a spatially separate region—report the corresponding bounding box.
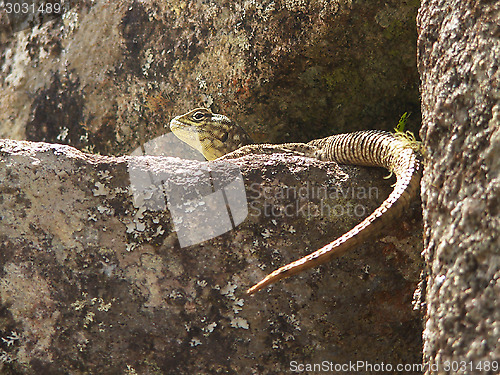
[170,108,253,160]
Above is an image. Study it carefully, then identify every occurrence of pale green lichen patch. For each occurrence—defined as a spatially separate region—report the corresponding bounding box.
[230,317,250,330]
[92,181,108,196]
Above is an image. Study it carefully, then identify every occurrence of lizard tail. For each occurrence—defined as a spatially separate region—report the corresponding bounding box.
[247,131,422,295]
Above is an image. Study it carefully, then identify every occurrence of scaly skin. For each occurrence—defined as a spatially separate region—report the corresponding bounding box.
[170,108,422,295]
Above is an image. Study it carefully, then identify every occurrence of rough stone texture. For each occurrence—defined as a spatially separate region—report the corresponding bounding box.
[0,0,420,154]
[417,0,500,373]
[0,139,422,374]
[0,0,425,373]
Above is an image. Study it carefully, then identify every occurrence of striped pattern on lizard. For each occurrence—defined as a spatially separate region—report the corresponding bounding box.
[170,108,422,295]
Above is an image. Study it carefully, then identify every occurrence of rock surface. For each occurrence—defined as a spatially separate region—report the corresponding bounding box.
[0,0,424,373]
[0,0,420,154]
[418,0,500,373]
[0,139,422,374]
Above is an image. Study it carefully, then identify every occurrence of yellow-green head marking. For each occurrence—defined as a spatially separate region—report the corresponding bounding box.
[169,108,253,160]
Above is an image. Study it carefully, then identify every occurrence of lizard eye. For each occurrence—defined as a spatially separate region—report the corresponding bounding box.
[192,111,207,121]
[221,132,228,142]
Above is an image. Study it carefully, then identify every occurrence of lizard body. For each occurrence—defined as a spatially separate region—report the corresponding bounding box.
[170,108,422,295]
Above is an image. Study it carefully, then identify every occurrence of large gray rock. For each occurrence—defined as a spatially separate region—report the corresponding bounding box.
[0,0,424,373]
[0,0,420,154]
[418,0,500,373]
[0,139,422,373]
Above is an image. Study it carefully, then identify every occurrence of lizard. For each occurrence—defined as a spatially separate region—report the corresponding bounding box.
[169,108,422,295]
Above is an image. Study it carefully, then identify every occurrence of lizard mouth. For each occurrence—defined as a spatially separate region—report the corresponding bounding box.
[170,118,199,138]
[169,117,188,131]
[169,117,206,155]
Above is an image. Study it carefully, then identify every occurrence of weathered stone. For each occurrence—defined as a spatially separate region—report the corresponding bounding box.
[0,139,422,373]
[418,0,500,373]
[0,0,424,372]
[0,0,420,155]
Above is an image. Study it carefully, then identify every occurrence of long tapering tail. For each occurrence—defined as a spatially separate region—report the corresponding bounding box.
[247,131,422,295]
